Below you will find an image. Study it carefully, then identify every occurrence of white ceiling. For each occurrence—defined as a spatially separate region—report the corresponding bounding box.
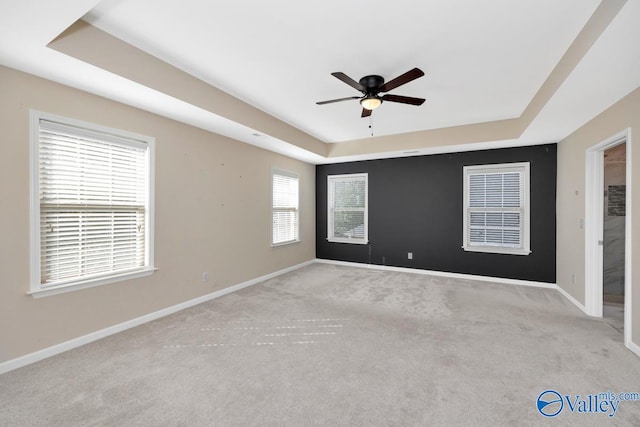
[1,0,639,163]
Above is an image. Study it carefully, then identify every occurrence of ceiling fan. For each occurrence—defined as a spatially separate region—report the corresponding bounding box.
[316,67,425,118]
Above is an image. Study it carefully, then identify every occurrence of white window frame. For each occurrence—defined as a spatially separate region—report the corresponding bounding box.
[327,173,369,245]
[271,168,300,246]
[462,162,530,255]
[29,110,155,297]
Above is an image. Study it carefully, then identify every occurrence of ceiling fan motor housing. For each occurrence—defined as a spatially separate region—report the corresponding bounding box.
[359,75,385,94]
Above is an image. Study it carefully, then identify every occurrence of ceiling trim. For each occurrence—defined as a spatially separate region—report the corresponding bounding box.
[49,20,328,159]
[42,1,628,164]
[519,0,627,127]
[329,0,627,158]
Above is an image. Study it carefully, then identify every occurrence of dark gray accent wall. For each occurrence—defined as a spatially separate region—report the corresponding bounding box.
[316,144,557,283]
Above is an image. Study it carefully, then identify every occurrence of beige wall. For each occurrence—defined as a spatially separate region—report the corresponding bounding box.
[0,65,315,363]
[557,87,640,345]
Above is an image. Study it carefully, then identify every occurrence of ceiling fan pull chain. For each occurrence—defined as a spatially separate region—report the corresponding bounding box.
[369,114,374,136]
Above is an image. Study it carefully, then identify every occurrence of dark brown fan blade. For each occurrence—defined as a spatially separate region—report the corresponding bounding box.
[316,96,361,105]
[361,108,372,118]
[332,72,365,92]
[381,94,425,106]
[379,68,424,92]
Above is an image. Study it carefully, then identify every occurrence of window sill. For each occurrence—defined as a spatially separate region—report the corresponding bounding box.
[28,268,157,298]
[327,238,369,245]
[271,239,301,247]
[462,246,531,256]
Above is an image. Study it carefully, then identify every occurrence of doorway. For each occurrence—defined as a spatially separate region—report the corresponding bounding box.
[602,143,626,334]
[584,129,632,349]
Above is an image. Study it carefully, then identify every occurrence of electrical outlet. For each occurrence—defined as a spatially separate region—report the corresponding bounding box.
[408,252,413,260]
[202,272,209,282]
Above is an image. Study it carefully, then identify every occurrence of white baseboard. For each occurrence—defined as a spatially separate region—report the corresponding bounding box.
[2,258,633,374]
[315,258,557,289]
[0,260,314,375]
[627,340,640,358]
[555,284,588,314]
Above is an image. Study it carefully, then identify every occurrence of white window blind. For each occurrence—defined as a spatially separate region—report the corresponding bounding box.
[328,173,368,244]
[272,170,299,245]
[463,163,530,255]
[34,116,153,290]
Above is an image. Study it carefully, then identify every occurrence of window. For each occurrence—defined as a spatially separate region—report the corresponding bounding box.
[271,169,299,245]
[463,162,530,255]
[327,173,368,244]
[30,111,155,296]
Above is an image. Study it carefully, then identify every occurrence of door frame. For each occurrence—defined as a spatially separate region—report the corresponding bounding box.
[584,128,632,348]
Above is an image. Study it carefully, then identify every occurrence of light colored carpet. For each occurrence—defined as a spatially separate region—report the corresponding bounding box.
[1,264,640,426]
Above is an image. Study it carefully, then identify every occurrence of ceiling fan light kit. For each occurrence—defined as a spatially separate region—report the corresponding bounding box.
[360,96,382,110]
[317,67,426,118]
